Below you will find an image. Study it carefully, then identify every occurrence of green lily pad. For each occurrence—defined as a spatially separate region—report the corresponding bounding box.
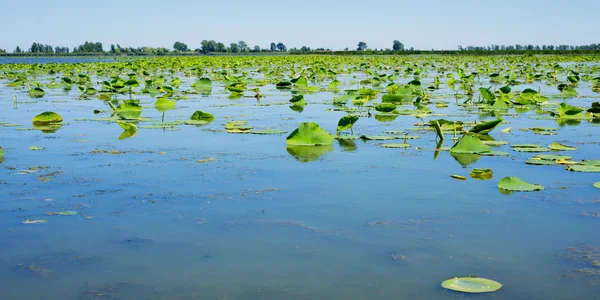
[22,219,48,224]
[450,135,491,154]
[535,154,572,161]
[441,277,502,293]
[336,135,361,140]
[513,147,551,153]
[360,135,400,141]
[184,120,210,125]
[525,158,556,165]
[481,140,509,146]
[286,122,334,146]
[567,165,600,173]
[593,182,600,189]
[190,111,214,122]
[498,176,544,191]
[470,168,493,180]
[117,121,137,132]
[58,211,78,216]
[250,129,288,135]
[29,146,44,151]
[377,143,411,148]
[32,112,63,124]
[548,142,578,151]
[511,144,543,149]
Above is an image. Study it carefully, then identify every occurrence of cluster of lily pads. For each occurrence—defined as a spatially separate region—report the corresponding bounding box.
[2,55,600,293]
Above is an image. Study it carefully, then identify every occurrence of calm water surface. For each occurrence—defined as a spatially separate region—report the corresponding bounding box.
[0,56,599,299]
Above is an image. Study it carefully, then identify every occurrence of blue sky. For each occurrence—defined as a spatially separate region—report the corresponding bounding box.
[1,0,598,51]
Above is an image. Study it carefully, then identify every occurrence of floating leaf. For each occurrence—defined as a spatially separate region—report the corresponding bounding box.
[29,146,44,151]
[190,111,215,122]
[32,112,63,124]
[450,135,491,154]
[28,87,45,97]
[378,143,411,148]
[498,176,544,191]
[441,277,502,294]
[286,122,334,146]
[451,175,467,180]
[22,219,47,224]
[567,165,600,173]
[548,142,577,151]
[250,129,287,135]
[594,182,600,189]
[192,78,212,94]
[470,168,493,180]
[375,103,397,113]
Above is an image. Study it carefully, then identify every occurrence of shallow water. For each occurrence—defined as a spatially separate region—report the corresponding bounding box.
[1,56,599,299]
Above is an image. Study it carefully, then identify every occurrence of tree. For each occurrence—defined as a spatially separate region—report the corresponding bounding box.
[392,40,404,51]
[14,46,22,53]
[216,42,227,52]
[270,42,277,52]
[357,41,367,51]
[173,41,189,52]
[230,43,239,53]
[276,42,287,52]
[253,45,261,52]
[74,41,103,53]
[238,41,248,52]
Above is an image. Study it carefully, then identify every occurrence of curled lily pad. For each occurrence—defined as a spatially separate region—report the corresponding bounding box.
[469,119,503,134]
[470,168,493,180]
[337,115,359,134]
[286,122,334,146]
[548,142,578,151]
[117,121,137,132]
[535,154,572,161]
[498,176,544,192]
[32,112,63,124]
[441,277,502,293]
[190,111,214,122]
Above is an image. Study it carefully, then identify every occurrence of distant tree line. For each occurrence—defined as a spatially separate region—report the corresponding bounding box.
[4,40,600,56]
[458,44,600,51]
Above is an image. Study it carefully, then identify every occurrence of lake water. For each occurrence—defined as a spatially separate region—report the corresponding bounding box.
[0,56,599,299]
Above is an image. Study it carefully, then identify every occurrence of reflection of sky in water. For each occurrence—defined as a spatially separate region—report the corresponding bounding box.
[0,57,599,299]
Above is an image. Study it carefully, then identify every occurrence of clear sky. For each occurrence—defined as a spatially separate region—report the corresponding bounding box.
[1,0,598,52]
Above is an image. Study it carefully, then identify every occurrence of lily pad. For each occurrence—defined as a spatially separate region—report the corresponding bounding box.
[190,111,215,122]
[498,176,544,191]
[32,112,63,124]
[378,143,411,148]
[470,168,493,180]
[117,121,137,132]
[22,219,47,224]
[360,135,400,141]
[469,119,503,134]
[594,182,600,189]
[525,158,556,165]
[450,135,491,154]
[567,165,600,173]
[441,277,502,293]
[286,122,334,146]
[250,129,288,135]
[58,211,79,216]
[337,115,359,134]
[548,142,578,151]
[29,146,44,151]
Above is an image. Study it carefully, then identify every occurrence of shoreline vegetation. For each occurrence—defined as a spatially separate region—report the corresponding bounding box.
[1,49,600,58]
